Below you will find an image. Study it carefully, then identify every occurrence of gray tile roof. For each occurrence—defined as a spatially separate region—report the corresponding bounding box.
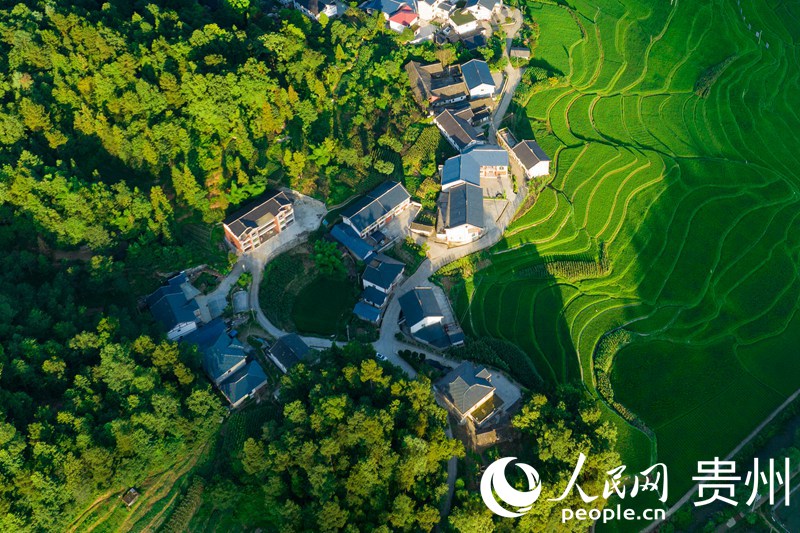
[342,181,410,234]
[461,59,494,92]
[360,286,388,307]
[269,334,312,372]
[353,301,382,323]
[362,254,404,291]
[223,190,292,240]
[146,273,200,332]
[405,61,468,107]
[435,109,482,152]
[512,140,551,170]
[218,361,268,406]
[438,182,484,229]
[441,145,508,189]
[438,362,495,415]
[398,287,443,328]
[414,323,451,348]
[466,0,498,9]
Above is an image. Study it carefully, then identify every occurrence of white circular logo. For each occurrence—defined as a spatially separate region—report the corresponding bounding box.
[480,457,543,517]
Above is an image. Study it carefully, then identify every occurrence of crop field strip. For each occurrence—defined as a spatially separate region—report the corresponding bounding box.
[449,0,800,500]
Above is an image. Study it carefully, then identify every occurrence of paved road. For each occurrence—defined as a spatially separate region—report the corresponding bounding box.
[490,7,525,142]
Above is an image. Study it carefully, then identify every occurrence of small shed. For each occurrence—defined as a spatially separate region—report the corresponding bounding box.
[510,47,531,60]
[122,488,140,508]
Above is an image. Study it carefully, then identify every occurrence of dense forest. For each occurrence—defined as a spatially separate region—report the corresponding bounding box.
[0,0,453,528]
[219,342,464,532]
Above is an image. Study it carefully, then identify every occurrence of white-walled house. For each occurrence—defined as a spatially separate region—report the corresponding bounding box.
[497,128,552,179]
[437,182,485,244]
[464,0,501,20]
[294,0,340,20]
[388,4,418,32]
[449,9,479,34]
[461,59,496,99]
[399,287,445,333]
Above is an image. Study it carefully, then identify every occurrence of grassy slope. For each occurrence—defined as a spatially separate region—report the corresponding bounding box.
[451,0,800,505]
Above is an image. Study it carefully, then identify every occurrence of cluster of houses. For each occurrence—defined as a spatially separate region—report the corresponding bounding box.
[283,0,504,46]
[145,272,268,408]
[404,56,552,245]
[145,267,323,407]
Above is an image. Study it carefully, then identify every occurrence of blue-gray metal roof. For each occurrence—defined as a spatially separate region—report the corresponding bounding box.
[204,330,247,383]
[414,323,451,348]
[361,286,388,307]
[218,361,267,406]
[353,301,382,323]
[146,273,199,332]
[362,255,404,291]
[183,318,247,383]
[331,224,375,261]
[461,59,494,91]
[342,181,411,234]
[399,287,443,328]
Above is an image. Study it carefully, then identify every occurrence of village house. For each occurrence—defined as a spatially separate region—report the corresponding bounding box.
[464,0,502,20]
[330,223,376,262]
[461,59,496,99]
[509,46,531,60]
[416,0,454,20]
[436,362,498,424]
[437,182,485,245]
[268,334,313,374]
[342,181,412,238]
[183,318,247,386]
[434,108,485,152]
[497,128,552,179]
[223,190,294,253]
[405,61,469,111]
[362,254,405,293]
[177,316,269,408]
[362,0,419,32]
[399,286,445,334]
[145,272,202,341]
[217,361,269,409]
[353,254,405,324]
[448,9,479,34]
[440,144,508,190]
[388,4,418,32]
[293,0,340,20]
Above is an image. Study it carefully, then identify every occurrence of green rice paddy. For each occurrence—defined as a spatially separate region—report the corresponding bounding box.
[450,0,800,501]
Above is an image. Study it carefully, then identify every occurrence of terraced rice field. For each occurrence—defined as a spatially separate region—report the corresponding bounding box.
[450,0,800,502]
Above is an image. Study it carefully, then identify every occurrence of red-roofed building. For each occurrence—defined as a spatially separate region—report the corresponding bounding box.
[388,5,418,32]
